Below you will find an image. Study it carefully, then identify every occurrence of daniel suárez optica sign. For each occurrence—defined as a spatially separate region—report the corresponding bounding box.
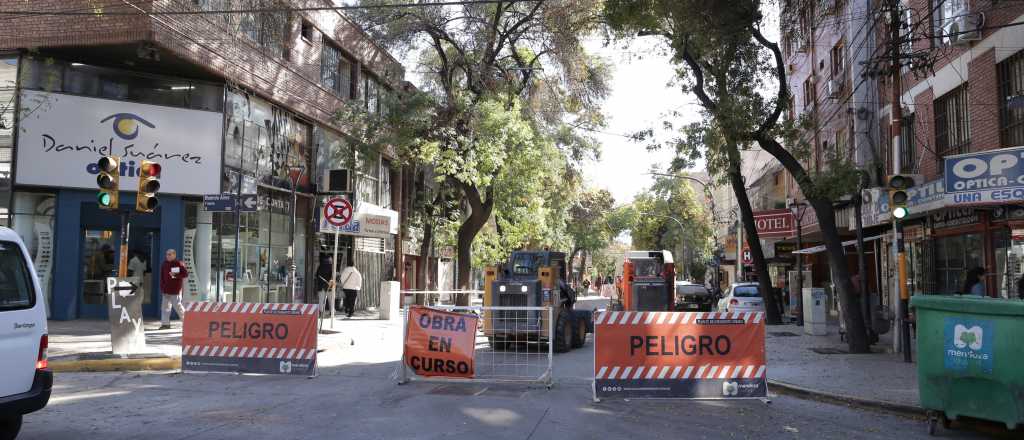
[944,146,1024,205]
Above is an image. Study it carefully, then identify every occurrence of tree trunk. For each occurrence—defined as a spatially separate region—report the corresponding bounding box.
[810,198,870,353]
[415,222,434,305]
[455,182,494,305]
[725,150,782,325]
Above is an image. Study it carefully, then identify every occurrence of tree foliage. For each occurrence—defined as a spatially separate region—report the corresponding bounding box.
[629,174,713,277]
[605,0,871,351]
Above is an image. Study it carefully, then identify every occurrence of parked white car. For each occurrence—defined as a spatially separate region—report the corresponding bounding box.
[0,227,51,440]
[717,282,765,313]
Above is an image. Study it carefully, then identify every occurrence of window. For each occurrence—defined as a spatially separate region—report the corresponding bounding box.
[380,159,393,210]
[936,0,967,45]
[300,20,314,40]
[830,41,844,79]
[802,77,815,109]
[237,1,289,56]
[0,240,35,310]
[0,57,16,226]
[900,114,916,173]
[998,50,1024,147]
[320,41,353,99]
[835,128,848,159]
[934,84,970,171]
[364,72,381,113]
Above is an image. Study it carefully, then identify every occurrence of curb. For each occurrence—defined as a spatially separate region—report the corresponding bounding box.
[49,357,181,373]
[768,379,925,418]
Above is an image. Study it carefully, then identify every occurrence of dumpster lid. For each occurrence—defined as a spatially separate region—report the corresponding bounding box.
[909,295,1024,316]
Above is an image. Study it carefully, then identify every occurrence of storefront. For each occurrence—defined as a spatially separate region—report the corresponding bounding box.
[9,56,223,320]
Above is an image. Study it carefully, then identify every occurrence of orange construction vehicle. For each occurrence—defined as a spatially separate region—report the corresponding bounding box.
[618,250,676,311]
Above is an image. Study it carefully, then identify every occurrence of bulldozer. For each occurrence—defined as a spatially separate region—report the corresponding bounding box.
[617,250,676,311]
[482,250,590,353]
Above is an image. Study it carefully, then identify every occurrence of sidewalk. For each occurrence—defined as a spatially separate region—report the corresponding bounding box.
[47,309,391,371]
[766,320,921,412]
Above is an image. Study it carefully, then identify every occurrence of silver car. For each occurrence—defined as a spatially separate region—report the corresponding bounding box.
[717,282,764,313]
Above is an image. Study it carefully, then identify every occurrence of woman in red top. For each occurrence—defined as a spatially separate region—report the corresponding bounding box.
[159,248,188,330]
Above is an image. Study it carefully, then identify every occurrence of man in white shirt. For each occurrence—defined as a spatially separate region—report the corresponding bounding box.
[339,261,362,318]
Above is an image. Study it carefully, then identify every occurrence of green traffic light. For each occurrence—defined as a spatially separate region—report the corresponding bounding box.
[893,206,908,219]
[98,192,113,207]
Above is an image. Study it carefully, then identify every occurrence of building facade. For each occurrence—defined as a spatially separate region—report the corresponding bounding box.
[0,0,410,319]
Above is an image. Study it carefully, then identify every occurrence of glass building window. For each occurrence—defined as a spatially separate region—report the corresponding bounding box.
[900,114,915,173]
[933,233,984,295]
[19,56,223,112]
[0,57,16,226]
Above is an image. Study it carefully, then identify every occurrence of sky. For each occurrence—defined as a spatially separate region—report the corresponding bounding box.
[581,38,700,206]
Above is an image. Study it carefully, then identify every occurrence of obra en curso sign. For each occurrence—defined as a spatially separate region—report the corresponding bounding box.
[944,146,1024,205]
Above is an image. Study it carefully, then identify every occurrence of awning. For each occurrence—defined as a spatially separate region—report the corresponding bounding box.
[792,235,884,255]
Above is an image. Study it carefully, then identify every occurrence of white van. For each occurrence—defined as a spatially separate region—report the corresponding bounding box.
[0,227,51,439]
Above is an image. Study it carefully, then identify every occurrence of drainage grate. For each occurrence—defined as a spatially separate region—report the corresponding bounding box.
[769,331,800,337]
[810,347,848,355]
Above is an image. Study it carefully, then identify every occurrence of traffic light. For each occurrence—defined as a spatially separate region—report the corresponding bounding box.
[135,160,161,213]
[888,174,914,219]
[96,156,119,210]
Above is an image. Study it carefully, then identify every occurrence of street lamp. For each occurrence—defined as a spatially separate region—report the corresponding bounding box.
[788,199,809,326]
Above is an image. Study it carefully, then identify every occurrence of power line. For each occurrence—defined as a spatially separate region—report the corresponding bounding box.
[0,0,543,16]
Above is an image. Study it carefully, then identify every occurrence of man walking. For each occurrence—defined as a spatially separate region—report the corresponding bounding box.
[159,248,188,330]
[315,253,335,316]
[339,261,362,318]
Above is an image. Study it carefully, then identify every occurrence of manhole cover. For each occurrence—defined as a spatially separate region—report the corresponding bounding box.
[769,331,800,337]
[810,347,848,355]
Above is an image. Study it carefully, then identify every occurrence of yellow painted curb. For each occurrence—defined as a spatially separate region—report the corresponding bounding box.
[49,357,181,373]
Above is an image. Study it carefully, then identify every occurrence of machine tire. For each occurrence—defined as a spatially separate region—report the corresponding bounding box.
[0,415,22,440]
[488,336,508,351]
[554,308,572,353]
[571,317,587,349]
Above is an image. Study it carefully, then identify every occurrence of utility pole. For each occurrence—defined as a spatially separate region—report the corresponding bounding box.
[889,0,912,363]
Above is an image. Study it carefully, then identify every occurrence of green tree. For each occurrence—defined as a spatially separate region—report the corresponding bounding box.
[347,0,608,301]
[629,174,713,279]
[605,0,870,351]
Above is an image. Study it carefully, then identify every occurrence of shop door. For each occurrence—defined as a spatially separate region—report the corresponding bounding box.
[79,228,118,318]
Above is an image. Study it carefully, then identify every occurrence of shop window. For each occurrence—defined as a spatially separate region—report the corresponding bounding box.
[10,192,55,311]
[934,84,970,173]
[932,233,984,294]
[998,50,1024,147]
[223,89,312,193]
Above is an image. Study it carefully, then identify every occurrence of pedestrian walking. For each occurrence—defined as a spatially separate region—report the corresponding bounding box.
[962,267,986,296]
[158,248,188,330]
[315,254,335,316]
[339,261,362,318]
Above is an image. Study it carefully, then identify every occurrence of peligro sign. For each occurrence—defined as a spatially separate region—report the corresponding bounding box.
[15,90,223,195]
[944,146,1024,205]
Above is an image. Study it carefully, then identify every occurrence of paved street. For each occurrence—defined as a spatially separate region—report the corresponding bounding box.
[23,318,994,440]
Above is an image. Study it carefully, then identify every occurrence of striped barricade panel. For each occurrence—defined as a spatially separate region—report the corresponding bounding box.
[181,302,319,376]
[594,311,767,399]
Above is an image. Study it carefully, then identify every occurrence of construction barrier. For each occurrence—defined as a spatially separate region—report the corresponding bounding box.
[397,305,553,387]
[593,311,767,400]
[182,302,318,376]
[403,305,478,378]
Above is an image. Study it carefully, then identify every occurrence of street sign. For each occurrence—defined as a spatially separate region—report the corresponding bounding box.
[203,194,237,212]
[239,194,259,212]
[107,277,146,355]
[323,197,353,227]
[742,249,752,265]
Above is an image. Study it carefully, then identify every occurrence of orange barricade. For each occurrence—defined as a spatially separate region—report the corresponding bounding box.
[403,305,478,378]
[594,311,766,399]
[182,302,318,376]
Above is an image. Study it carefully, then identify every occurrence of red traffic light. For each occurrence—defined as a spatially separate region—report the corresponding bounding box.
[141,162,161,177]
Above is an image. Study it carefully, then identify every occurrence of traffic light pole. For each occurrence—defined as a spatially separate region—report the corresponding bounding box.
[889,1,912,363]
[118,210,130,279]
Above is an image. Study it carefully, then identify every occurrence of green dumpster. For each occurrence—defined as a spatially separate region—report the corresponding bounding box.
[910,295,1024,433]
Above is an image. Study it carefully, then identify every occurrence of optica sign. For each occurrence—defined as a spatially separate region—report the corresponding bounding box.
[944,146,1024,205]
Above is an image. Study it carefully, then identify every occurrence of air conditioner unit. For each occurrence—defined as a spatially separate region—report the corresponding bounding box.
[943,12,984,45]
[826,78,841,98]
[321,168,350,193]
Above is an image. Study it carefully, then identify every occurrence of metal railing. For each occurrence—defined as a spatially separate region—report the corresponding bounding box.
[396,305,554,388]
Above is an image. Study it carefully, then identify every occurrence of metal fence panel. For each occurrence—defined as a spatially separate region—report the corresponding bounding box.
[397,304,553,387]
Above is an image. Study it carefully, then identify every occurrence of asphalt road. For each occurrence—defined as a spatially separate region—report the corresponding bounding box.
[18,321,997,439]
